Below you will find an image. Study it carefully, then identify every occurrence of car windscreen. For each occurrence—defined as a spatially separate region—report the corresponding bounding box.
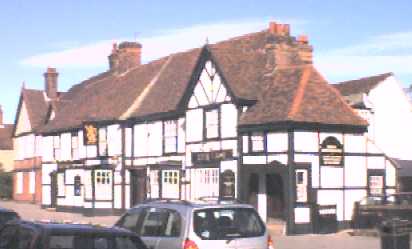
[193,208,265,240]
[49,235,146,249]
[0,212,18,225]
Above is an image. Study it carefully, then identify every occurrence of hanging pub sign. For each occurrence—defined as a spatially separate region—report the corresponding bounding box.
[192,150,233,164]
[320,136,343,166]
[83,123,98,145]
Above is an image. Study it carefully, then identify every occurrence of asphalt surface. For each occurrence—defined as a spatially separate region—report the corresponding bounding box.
[0,200,382,249]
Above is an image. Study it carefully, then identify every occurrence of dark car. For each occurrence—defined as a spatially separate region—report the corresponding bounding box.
[353,193,412,229]
[0,207,19,229]
[0,220,147,249]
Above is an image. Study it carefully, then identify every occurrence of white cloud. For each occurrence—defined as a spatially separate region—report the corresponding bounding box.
[21,18,306,69]
[315,31,412,81]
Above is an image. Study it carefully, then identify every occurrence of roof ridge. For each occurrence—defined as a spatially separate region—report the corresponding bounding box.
[337,72,393,85]
[119,55,174,120]
[288,66,312,119]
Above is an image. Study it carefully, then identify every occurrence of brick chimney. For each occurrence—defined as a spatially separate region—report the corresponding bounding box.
[265,22,313,72]
[44,67,59,99]
[108,41,142,73]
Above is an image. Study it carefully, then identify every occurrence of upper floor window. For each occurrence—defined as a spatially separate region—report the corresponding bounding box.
[251,132,265,152]
[53,136,61,160]
[99,128,108,156]
[205,108,219,139]
[71,133,79,159]
[164,120,177,154]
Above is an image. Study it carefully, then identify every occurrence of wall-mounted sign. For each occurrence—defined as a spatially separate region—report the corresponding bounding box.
[192,150,233,164]
[320,136,343,166]
[83,123,98,145]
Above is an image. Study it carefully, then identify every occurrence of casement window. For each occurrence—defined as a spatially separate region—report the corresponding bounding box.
[74,175,81,196]
[16,172,23,194]
[71,133,79,160]
[164,120,178,154]
[205,108,219,139]
[53,136,61,161]
[99,128,108,156]
[251,132,265,152]
[95,170,111,185]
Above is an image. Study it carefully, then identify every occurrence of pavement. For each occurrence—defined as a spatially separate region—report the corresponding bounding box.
[0,200,382,249]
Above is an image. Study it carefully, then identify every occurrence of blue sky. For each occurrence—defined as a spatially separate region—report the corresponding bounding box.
[1,0,412,123]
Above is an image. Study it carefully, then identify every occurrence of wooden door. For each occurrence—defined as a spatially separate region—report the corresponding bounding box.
[50,172,57,208]
[131,169,146,206]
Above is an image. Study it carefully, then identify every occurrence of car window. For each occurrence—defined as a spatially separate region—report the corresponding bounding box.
[49,235,110,249]
[17,227,36,249]
[0,225,18,249]
[138,208,181,237]
[116,209,143,233]
[193,208,265,240]
[115,236,147,249]
[0,213,18,225]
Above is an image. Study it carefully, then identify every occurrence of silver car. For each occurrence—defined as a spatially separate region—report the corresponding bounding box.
[115,199,273,249]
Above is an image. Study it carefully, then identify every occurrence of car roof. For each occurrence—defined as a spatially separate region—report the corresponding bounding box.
[9,220,136,236]
[0,207,17,214]
[129,199,256,212]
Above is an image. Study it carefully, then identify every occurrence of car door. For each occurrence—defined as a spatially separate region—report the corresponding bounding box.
[136,207,162,249]
[0,225,18,249]
[156,209,184,249]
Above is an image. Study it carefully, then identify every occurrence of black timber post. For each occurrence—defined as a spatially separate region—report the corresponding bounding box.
[121,125,126,210]
[287,130,296,235]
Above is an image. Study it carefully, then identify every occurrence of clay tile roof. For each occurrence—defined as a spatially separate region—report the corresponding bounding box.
[21,89,49,131]
[239,65,368,127]
[0,124,13,150]
[334,72,393,96]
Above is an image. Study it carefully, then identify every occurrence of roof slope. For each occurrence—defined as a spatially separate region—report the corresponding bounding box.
[334,73,393,96]
[41,28,367,133]
[21,89,49,132]
[0,124,14,150]
[239,65,368,127]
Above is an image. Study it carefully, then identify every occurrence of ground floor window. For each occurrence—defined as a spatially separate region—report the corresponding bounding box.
[29,171,35,194]
[94,170,112,200]
[16,172,23,194]
[192,168,219,199]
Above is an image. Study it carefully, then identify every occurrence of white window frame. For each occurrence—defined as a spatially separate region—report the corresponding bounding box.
[164,120,178,154]
[205,108,219,139]
[99,128,108,156]
[251,132,265,152]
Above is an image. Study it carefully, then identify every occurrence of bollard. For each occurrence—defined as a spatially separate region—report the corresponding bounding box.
[380,219,410,249]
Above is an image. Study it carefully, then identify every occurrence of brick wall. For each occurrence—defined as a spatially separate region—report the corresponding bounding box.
[13,157,42,203]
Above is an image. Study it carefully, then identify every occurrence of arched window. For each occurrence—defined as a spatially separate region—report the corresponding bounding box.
[74,175,81,196]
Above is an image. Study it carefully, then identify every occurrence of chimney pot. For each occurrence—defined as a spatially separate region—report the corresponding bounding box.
[268,21,290,36]
[297,35,309,44]
[44,67,59,99]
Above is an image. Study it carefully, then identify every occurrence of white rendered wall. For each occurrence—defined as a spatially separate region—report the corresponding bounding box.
[367,76,412,160]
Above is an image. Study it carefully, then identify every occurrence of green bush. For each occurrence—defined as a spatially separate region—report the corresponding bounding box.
[0,171,13,199]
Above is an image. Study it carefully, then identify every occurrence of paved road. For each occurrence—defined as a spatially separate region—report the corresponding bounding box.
[0,200,119,226]
[0,200,381,249]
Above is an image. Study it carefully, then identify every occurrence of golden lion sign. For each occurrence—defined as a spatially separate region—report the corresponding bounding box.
[83,123,98,145]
